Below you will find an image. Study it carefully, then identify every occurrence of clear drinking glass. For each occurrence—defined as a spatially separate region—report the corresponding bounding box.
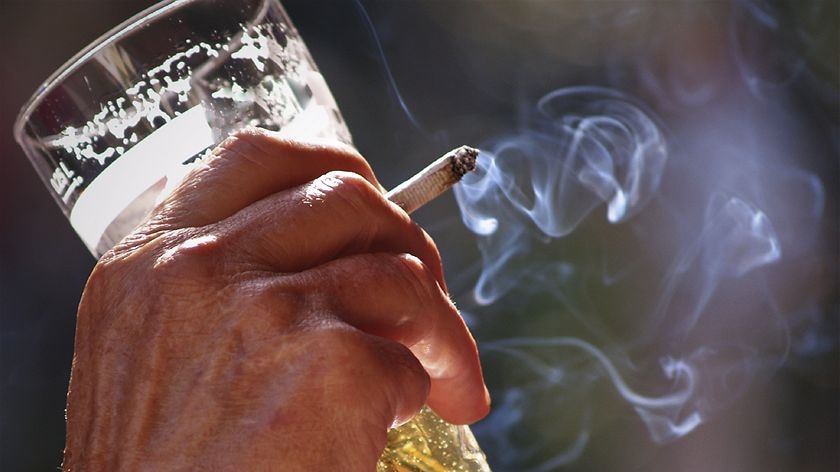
[14,0,350,257]
[13,1,489,470]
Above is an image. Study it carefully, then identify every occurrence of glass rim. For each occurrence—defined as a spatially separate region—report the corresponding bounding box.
[13,0,198,146]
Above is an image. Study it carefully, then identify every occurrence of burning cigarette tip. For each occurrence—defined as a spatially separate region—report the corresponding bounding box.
[386,145,480,214]
[451,145,480,178]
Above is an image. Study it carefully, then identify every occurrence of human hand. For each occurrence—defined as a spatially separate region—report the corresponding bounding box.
[62,129,490,471]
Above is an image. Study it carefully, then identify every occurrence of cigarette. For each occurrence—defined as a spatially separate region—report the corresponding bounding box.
[385,146,479,214]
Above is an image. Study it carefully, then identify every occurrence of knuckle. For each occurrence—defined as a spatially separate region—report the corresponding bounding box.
[217,126,270,154]
[82,257,123,301]
[205,279,306,355]
[322,170,378,199]
[240,275,309,327]
[206,128,262,169]
[388,254,444,345]
[390,253,440,306]
[210,127,287,173]
[394,253,437,288]
[317,171,385,219]
[149,230,227,282]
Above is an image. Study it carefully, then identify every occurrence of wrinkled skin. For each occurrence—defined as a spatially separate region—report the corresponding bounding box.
[63,129,490,471]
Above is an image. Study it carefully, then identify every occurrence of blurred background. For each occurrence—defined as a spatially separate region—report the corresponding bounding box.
[1,0,837,470]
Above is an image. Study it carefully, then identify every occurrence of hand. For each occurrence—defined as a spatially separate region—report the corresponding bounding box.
[63,128,490,471]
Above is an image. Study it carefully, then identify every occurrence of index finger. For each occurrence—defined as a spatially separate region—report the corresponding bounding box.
[211,170,447,290]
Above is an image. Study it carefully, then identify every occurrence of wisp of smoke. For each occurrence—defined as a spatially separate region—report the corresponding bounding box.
[453,87,715,463]
[354,0,835,469]
[455,86,667,304]
[452,80,825,468]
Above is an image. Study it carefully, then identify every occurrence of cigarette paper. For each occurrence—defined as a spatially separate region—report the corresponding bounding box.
[385,146,479,214]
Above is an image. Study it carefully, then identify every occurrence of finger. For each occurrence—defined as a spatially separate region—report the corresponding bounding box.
[154,128,381,229]
[311,326,431,430]
[287,253,489,424]
[217,170,447,289]
[356,332,432,429]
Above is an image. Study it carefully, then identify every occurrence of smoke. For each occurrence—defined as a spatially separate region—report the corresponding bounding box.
[449,83,830,468]
[455,86,667,304]
[486,338,700,440]
[352,0,836,469]
[651,195,782,335]
[350,0,429,135]
[446,4,832,468]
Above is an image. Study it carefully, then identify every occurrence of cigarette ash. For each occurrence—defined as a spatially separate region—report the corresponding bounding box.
[450,146,479,178]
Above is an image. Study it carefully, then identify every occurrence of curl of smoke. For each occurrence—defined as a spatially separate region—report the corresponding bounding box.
[731,0,806,99]
[451,82,822,469]
[652,195,782,335]
[455,86,667,304]
[353,1,834,468]
[491,338,699,438]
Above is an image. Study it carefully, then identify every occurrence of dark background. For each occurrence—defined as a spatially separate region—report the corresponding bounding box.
[1,1,837,471]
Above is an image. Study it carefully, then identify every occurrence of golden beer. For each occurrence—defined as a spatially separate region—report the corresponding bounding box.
[377,406,491,472]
